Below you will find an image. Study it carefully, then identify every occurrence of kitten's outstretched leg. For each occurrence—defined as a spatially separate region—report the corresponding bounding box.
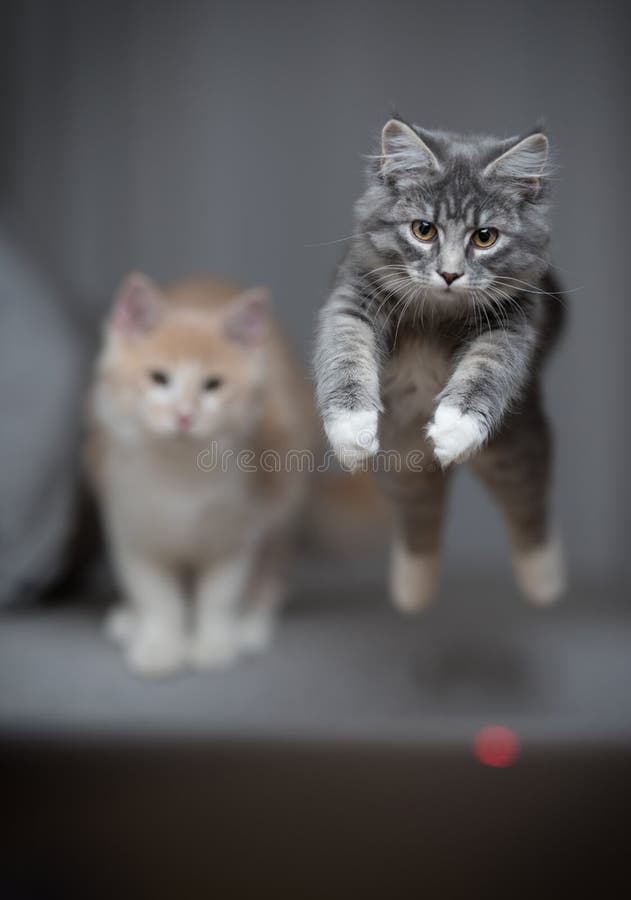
[315,283,382,469]
[190,553,252,669]
[379,432,450,613]
[111,549,188,676]
[511,533,566,605]
[471,402,566,605]
[390,539,441,614]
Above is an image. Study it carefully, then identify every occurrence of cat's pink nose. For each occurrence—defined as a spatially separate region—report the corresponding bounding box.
[176,412,193,430]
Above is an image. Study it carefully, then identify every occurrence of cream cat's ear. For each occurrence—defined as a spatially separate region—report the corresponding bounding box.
[381,119,439,176]
[223,288,271,345]
[111,272,164,334]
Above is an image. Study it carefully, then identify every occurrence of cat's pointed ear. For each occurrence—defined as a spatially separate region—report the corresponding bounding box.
[380,119,439,176]
[111,272,164,334]
[224,287,271,345]
[484,132,549,193]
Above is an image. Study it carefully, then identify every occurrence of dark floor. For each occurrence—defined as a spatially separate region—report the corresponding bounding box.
[2,577,630,898]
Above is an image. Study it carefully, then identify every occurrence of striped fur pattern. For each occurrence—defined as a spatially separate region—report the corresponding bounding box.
[314,118,566,606]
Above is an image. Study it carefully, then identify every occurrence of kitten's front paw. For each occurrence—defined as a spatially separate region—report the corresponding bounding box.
[125,626,187,678]
[104,604,137,647]
[237,611,275,654]
[189,625,239,670]
[427,403,487,468]
[324,408,379,470]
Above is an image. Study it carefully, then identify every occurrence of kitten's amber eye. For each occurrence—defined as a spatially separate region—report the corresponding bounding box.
[203,376,222,391]
[411,220,438,242]
[150,370,169,386]
[471,227,498,248]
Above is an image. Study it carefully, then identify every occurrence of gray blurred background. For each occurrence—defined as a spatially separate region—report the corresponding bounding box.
[1,3,630,894]
[3,0,628,588]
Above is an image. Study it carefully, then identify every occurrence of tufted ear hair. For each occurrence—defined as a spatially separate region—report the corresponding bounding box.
[483,132,549,194]
[111,272,164,334]
[223,287,271,345]
[380,119,439,177]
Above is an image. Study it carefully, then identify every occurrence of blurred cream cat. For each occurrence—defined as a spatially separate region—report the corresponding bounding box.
[85,274,316,677]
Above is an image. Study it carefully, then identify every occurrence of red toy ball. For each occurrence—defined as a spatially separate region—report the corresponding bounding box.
[473,725,520,768]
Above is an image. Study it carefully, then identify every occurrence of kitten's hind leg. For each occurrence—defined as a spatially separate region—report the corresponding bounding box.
[379,432,450,613]
[390,539,441,614]
[511,533,566,606]
[470,402,566,605]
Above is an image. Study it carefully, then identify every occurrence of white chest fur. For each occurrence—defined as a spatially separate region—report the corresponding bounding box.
[381,336,452,427]
[100,438,255,565]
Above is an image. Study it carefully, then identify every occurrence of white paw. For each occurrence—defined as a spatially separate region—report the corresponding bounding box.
[237,611,276,654]
[189,624,239,670]
[125,626,187,677]
[390,541,440,613]
[513,535,567,606]
[324,408,379,470]
[427,403,487,467]
[104,605,137,647]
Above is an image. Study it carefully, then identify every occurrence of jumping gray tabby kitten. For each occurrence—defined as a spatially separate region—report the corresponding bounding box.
[314,118,566,609]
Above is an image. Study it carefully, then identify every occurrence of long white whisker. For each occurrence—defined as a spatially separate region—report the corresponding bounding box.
[484,285,528,329]
[379,281,418,338]
[304,231,372,248]
[393,282,423,346]
[493,275,579,300]
[364,275,414,319]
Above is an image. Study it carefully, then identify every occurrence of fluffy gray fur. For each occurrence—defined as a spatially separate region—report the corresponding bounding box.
[315,119,562,433]
[314,118,566,603]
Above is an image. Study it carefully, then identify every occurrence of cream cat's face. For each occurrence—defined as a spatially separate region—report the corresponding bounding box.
[136,349,254,441]
[97,275,269,443]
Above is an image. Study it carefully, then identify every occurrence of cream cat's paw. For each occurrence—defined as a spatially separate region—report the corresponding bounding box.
[125,626,187,677]
[390,540,439,613]
[513,536,567,606]
[189,624,239,670]
[104,605,136,647]
[237,610,276,653]
[324,408,379,470]
[427,403,486,467]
